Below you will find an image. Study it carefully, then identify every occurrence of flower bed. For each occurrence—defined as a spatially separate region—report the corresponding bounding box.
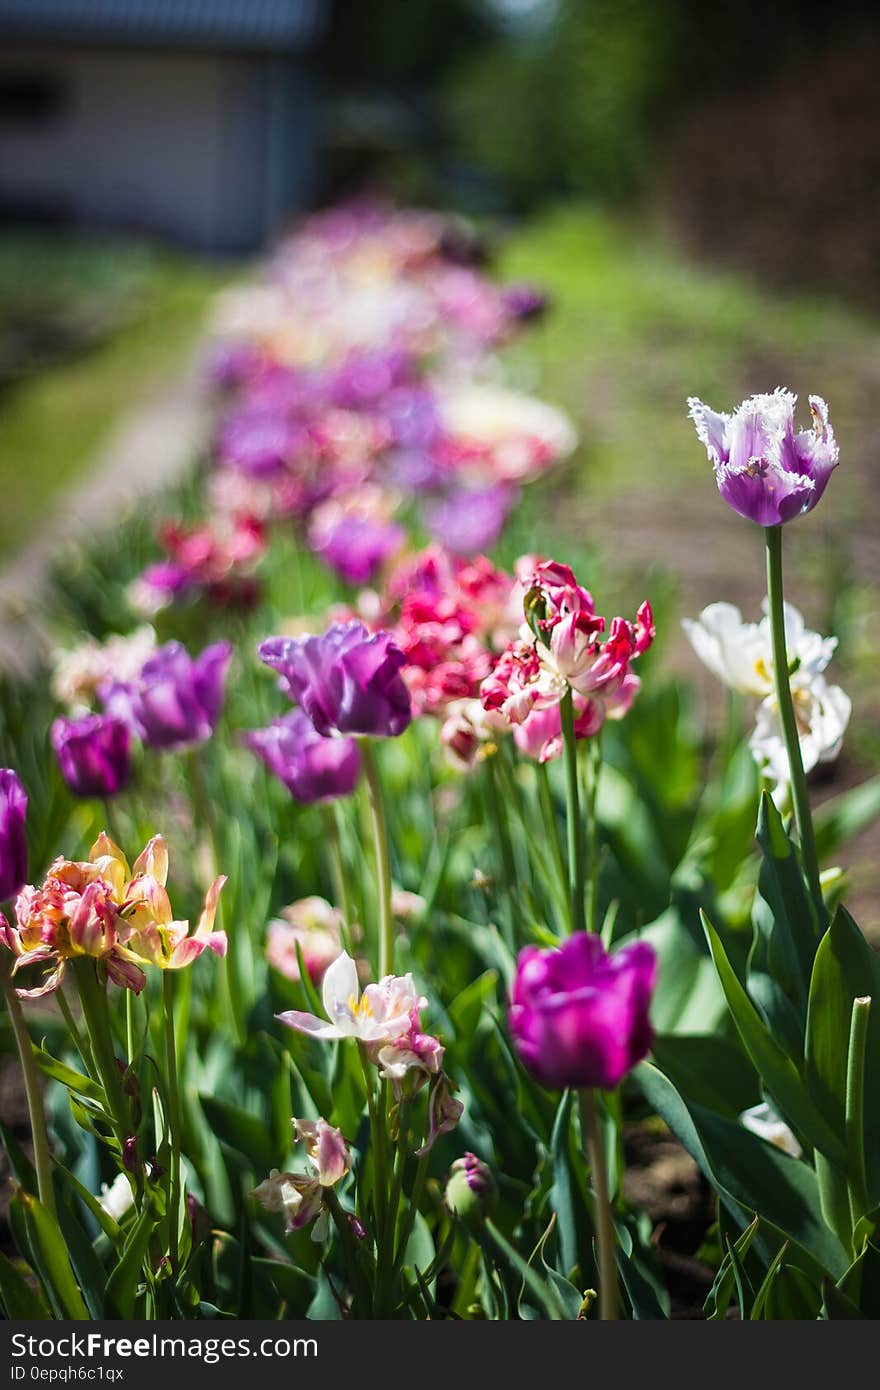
[1,203,879,1322]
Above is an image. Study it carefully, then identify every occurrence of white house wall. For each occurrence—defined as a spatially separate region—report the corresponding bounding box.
[0,45,287,249]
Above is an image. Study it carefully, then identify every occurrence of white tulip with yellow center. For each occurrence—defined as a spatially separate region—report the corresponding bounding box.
[682,600,851,790]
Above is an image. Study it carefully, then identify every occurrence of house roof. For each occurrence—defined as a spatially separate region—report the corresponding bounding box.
[0,0,329,54]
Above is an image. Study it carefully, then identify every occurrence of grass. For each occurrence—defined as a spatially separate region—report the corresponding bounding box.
[496,204,877,513]
[0,234,235,557]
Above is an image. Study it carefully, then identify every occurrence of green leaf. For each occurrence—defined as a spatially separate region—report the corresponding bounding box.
[12,1188,89,1320]
[814,776,880,860]
[482,1219,568,1320]
[32,1044,106,1104]
[835,1240,880,1318]
[702,913,845,1164]
[105,1196,159,1319]
[749,1240,789,1318]
[651,1033,760,1119]
[752,790,821,1010]
[805,907,880,1205]
[252,1258,315,1317]
[704,1216,760,1320]
[637,1062,848,1278]
[52,1161,123,1244]
[199,1094,280,1176]
[0,1250,50,1319]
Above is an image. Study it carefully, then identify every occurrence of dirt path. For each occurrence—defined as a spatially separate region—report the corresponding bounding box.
[0,347,211,675]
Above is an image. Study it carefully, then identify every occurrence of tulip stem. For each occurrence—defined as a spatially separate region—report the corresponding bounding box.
[579,1090,618,1320]
[360,739,394,977]
[585,737,602,935]
[536,761,568,917]
[560,688,586,935]
[72,958,129,1150]
[845,996,871,1232]
[323,804,354,951]
[764,526,824,913]
[162,971,182,1269]
[0,955,56,1219]
[483,750,519,950]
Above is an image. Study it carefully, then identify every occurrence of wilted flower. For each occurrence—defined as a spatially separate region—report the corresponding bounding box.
[509,933,656,1091]
[252,1118,350,1236]
[277,950,424,1045]
[688,388,838,526]
[415,1073,464,1156]
[2,833,226,997]
[259,621,411,739]
[0,769,28,903]
[266,897,344,984]
[104,641,232,752]
[293,1117,351,1187]
[244,709,361,804]
[682,600,851,788]
[739,1102,802,1159]
[373,1010,445,1094]
[251,1171,324,1236]
[51,713,132,800]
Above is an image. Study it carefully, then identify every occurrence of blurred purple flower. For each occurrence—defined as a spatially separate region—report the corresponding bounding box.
[218,408,305,479]
[330,349,413,410]
[259,621,412,738]
[0,769,28,902]
[509,933,656,1090]
[424,484,514,555]
[502,283,549,322]
[51,713,133,799]
[688,389,839,527]
[311,513,405,586]
[381,386,443,450]
[104,641,232,752]
[244,709,361,803]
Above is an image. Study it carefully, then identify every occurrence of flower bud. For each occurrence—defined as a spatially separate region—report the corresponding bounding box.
[444,1152,497,1231]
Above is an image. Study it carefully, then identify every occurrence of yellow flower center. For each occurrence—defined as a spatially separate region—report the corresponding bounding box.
[348,993,373,1020]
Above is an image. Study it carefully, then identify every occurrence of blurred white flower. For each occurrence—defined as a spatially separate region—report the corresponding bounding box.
[97,1171,135,1221]
[740,1102,802,1159]
[683,600,850,790]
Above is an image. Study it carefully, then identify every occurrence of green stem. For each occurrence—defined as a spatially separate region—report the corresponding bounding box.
[764,526,824,910]
[56,983,94,1076]
[72,958,129,1148]
[323,803,354,952]
[358,1044,388,1249]
[360,739,394,977]
[845,995,871,1231]
[162,971,182,1269]
[1,956,56,1218]
[580,1090,618,1320]
[536,761,568,917]
[391,1150,429,1285]
[560,688,586,935]
[483,751,519,949]
[323,1188,370,1316]
[585,737,602,935]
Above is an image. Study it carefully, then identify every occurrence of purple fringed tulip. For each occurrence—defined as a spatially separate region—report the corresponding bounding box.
[244,709,361,803]
[509,933,656,1090]
[259,621,412,738]
[51,713,132,799]
[0,769,28,901]
[104,640,232,752]
[688,388,839,527]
